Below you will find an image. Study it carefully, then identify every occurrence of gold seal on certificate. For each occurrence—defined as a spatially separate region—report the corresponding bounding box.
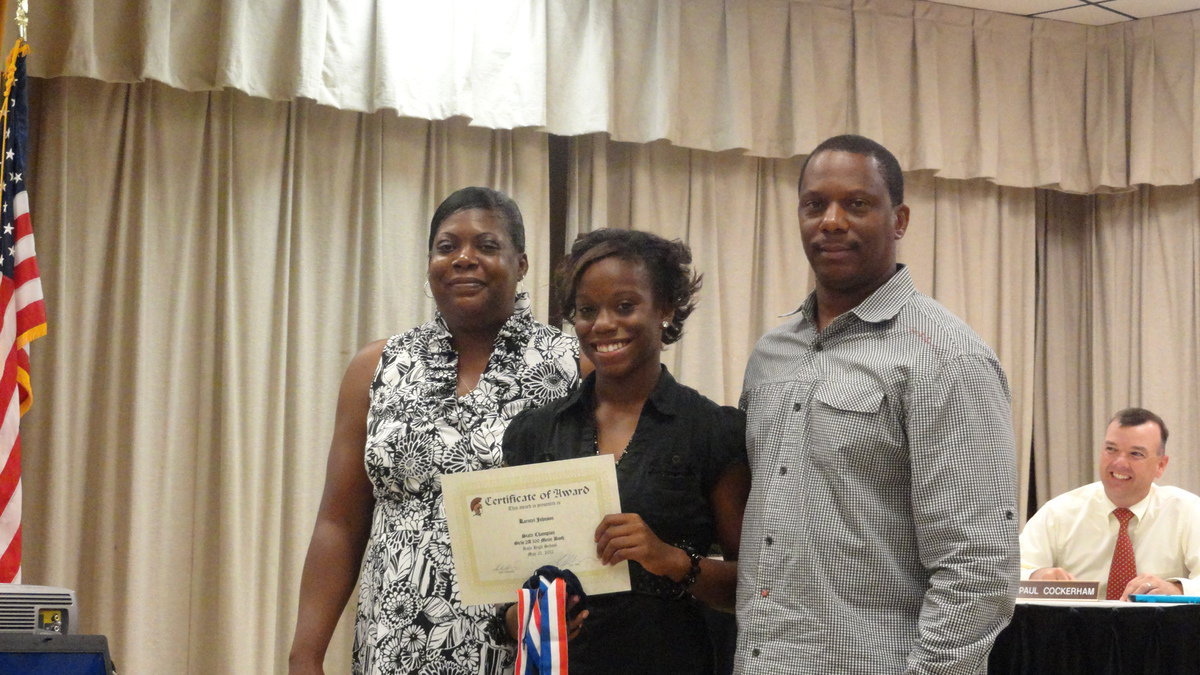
[443,454,631,605]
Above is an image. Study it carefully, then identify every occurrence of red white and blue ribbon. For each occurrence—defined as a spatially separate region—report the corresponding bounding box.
[515,575,569,674]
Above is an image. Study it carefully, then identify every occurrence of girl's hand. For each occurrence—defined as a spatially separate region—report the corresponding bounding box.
[594,513,689,580]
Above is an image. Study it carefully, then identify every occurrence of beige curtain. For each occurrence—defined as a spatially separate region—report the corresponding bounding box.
[565,137,810,404]
[14,1,1200,672]
[565,136,1037,514]
[21,74,1045,675]
[1127,13,1200,186]
[905,175,1039,518]
[22,76,552,674]
[1036,186,1200,503]
[41,0,1200,191]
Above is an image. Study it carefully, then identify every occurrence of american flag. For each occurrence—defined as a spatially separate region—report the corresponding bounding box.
[0,39,47,584]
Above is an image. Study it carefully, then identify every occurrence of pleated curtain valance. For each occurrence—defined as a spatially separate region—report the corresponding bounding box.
[26,0,1200,191]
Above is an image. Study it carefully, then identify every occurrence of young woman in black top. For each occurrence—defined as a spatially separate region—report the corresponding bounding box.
[503,228,750,674]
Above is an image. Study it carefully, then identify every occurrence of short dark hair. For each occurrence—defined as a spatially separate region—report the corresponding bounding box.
[798,134,904,207]
[557,228,701,345]
[428,187,525,253]
[1111,407,1169,454]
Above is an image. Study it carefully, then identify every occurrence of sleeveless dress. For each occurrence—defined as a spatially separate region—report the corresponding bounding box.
[353,294,579,675]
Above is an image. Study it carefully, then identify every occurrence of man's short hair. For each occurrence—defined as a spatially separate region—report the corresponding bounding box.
[798,134,904,207]
[1110,407,1169,454]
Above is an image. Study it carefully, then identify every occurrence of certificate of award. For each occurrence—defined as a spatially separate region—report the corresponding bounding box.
[443,454,631,605]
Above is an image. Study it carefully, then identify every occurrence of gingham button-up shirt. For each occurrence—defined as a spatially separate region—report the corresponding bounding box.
[735,266,1018,674]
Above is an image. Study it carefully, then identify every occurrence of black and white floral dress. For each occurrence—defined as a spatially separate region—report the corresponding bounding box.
[353,293,578,675]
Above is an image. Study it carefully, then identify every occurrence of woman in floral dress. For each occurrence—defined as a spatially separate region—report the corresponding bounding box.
[290,187,579,675]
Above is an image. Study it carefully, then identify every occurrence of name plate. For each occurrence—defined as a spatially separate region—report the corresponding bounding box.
[1018,580,1100,600]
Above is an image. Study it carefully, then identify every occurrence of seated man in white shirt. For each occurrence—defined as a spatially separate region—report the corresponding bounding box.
[1020,407,1200,600]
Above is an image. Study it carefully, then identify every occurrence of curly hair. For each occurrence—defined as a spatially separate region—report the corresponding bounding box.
[557,228,702,345]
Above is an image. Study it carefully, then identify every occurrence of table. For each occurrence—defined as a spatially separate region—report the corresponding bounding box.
[989,600,1200,674]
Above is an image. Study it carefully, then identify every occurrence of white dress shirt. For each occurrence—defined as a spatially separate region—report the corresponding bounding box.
[1019,481,1200,597]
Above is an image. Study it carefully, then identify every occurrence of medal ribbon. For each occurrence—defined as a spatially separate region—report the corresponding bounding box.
[515,575,568,674]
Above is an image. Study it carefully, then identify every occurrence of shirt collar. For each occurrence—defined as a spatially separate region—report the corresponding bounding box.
[643,366,680,416]
[550,371,592,416]
[1100,482,1158,521]
[432,290,534,344]
[788,264,915,326]
[423,291,536,396]
[553,365,680,417]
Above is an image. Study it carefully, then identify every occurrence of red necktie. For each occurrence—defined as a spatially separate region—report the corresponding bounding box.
[1106,507,1137,600]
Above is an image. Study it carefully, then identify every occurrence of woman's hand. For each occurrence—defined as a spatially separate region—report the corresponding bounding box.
[594,513,690,580]
[564,596,588,640]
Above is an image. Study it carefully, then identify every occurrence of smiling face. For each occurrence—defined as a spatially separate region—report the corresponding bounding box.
[572,256,672,383]
[798,150,909,307]
[1099,420,1168,508]
[427,208,528,332]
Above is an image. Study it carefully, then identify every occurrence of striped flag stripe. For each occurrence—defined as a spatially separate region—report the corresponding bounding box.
[0,38,46,583]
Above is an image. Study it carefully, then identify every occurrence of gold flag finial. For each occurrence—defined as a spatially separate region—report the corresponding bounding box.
[15,0,28,41]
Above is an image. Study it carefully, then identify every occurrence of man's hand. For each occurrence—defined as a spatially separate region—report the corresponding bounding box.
[1118,574,1184,601]
[1030,567,1076,581]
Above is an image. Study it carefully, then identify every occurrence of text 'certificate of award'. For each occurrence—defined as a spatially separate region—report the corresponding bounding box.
[443,454,631,605]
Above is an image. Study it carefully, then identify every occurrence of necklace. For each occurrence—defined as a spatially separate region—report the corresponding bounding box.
[593,426,628,466]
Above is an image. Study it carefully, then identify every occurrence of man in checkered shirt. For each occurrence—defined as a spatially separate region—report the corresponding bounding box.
[735,135,1018,674]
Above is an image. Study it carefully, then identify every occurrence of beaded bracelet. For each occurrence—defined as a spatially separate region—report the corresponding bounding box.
[675,547,704,598]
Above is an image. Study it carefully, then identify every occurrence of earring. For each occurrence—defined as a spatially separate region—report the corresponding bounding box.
[661,320,669,329]
[423,280,433,299]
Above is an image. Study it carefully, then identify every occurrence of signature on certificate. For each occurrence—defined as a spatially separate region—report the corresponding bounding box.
[553,553,585,568]
[493,563,516,575]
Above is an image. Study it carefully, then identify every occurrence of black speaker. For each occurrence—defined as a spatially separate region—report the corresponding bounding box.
[0,633,114,674]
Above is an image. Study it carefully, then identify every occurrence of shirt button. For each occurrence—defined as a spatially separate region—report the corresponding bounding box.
[764,536,773,546]
[813,343,823,352]
[761,588,769,597]
[779,465,788,475]
[752,648,761,657]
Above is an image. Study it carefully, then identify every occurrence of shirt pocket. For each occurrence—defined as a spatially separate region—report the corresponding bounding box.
[645,452,702,496]
[641,453,705,543]
[813,380,884,414]
[809,379,900,465]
